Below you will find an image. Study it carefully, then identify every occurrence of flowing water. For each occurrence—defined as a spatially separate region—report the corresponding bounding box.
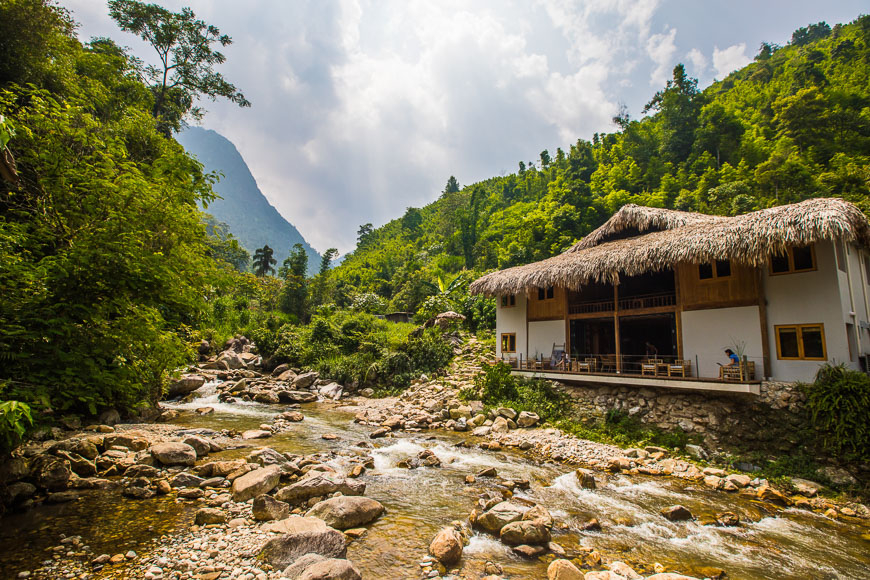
[2,381,869,579]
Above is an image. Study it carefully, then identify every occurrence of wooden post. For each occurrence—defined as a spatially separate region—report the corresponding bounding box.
[614,283,622,373]
[564,287,570,361]
[756,268,771,379]
[674,266,683,360]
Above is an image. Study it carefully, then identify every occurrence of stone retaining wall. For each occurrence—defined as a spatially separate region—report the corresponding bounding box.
[554,379,808,452]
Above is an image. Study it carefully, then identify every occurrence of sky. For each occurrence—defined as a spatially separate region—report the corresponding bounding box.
[63,0,867,255]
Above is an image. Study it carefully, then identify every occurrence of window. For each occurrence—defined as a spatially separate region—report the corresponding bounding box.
[698,260,731,280]
[501,333,516,353]
[500,294,516,308]
[775,324,826,360]
[836,241,847,273]
[537,286,555,300]
[769,245,816,275]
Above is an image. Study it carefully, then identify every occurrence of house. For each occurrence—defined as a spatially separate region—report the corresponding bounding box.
[469,198,870,392]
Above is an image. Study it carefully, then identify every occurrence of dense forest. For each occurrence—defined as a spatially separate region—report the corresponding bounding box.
[1,0,869,448]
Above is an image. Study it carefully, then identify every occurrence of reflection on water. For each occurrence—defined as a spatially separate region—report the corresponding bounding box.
[2,386,869,580]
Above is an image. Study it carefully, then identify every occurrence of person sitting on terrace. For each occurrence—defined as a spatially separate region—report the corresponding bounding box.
[724,348,740,366]
[645,342,658,358]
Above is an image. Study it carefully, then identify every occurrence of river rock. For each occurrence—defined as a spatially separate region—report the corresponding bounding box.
[684,444,707,460]
[150,443,197,467]
[646,575,701,580]
[194,508,227,525]
[196,459,246,478]
[30,455,72,491]
[791,478,822,497]
[523,504,553,528]
[476,501,528,533]
[242,429,272,440]
[104,433,150,451]
[305,496,385,529]
[819,466,858,486]
[282,411,305,422]
[218,351,245,370]
[429,526,463,565]
[500,520,551,545]
[757,484,791,506]
[181,435,213,458]
[293,372,320,390]
[491,416,509,434]
[6,482,36,503]
[168,374,207,398]
[716,511,740,526]
[661,505,693,521]
[276,473,365,505]
[254,391,281,404]
[248,447,297,473]
[724,473,751,488]
[319,383,344,400]
[98,408,121,426]
[232,465,282,502]
[547,559,584,579]
[279,390,318,404]
[259,517,347,568]
[516,411,540,427]
[284,554,327,579]
[576,468,596,489]
[298,558,362,580]
[170,472,205,488]
[253,494,291,521]
[513,544,546,558]
[609,561,643,579]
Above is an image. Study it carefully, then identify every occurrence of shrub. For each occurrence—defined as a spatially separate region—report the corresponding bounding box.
[804,363,870,458]
[0,399,33,453]
[401,329,453,374]
[468,362,569,422]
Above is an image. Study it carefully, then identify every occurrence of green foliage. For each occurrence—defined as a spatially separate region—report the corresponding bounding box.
[804,363,870,458]
[252,245,277,277]
[400,329,454,375]
[0,399,33,453]
[467,362,570,421]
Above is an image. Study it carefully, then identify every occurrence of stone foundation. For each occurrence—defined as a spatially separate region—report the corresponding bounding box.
[554,379,808,452]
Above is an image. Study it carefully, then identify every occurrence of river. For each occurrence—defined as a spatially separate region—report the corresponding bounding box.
[2,381,869,579]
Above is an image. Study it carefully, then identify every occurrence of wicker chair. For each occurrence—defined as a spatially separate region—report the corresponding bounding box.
[667,359,691,377]
[641,358,661,376]
[576,357,597,373]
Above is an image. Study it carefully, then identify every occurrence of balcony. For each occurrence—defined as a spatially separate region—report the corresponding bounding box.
[569,291,676,315]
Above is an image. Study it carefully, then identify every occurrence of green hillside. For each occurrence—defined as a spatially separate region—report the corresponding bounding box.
[330,17,870,321]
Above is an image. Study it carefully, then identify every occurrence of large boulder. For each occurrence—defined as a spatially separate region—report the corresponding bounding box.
[491,416,510,434]
[499,520,551,545]
[253,494,291,521]
[104,433,150,451]
[275,473,365,506]
[284,554,327,579]
[30,455,72,491]
[476,501,528,533]
[318,383,343,400]
[194,508,227,525]
[218,351,245,369]
[150,442,197,467]
[167,374,207,398]
[232,465,282,502]
[298,559,362,580]
[279,391,318,404]
[661,505,693,521]
[575,468,596,489]
[306,496,385,529]
[516,411,540,427]
[292,372,320,390]
[547,559,584,580]
[182,435,213,458]
[428,526,463,565]
[247,447,298,473]
[259,517,347,568]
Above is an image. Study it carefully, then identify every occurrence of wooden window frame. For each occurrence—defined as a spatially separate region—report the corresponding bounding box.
[537,286,555,301]
[698,260,732,281]
[500,294,516,308]
[774,323,827,361]
[769,244,817,276]
[501,332,517,353]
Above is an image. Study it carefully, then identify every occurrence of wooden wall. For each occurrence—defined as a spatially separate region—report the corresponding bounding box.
[677,261,759,311]
[527,286,566,320]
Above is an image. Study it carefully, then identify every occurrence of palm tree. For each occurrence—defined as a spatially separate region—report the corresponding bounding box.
[252,244,277,277]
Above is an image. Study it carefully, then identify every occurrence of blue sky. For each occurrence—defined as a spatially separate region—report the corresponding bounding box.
[64,1,868,254]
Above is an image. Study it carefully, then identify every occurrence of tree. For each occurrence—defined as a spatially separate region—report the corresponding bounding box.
[401,207,423,238]
[357,223,373,248]
[443,175,460,194]
[539,149,551,168]
[319,248,339,275]
[644,64,703,163]
[108,0,250,134]
[252,245,276,276]
[278,243,308,320]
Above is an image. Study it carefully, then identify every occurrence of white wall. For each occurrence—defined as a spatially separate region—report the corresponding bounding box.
[763,240,852,382]
[495,293,527,361]
[528,320,566,362]
[681,306,764,379]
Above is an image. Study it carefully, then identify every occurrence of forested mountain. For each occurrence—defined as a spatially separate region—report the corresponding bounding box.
[329,16,870,319]
[176,127,319,270]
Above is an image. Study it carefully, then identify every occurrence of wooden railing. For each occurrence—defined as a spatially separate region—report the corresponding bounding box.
[568,292,675,315]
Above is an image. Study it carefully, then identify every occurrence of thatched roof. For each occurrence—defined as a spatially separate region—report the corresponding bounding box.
[470,198,870,296]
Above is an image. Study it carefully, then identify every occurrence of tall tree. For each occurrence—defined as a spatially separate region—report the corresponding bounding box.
[356,223,373,248]
[252,244,276,276]
[108,0,250,134]
[278,243,308,320]
[443,175,460,194]
[644,64,703,163]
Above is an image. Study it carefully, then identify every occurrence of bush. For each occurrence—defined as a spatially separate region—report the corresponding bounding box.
[400,329,453,374]
[467,362,570,422]
[0,399,33,453]
[804,363,870,458]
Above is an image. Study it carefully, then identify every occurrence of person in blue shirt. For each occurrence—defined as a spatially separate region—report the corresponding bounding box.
[724,348,740,366]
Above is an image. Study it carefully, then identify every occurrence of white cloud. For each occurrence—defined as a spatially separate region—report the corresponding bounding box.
[686,48,707,74]
[712,43,751,78]
[646,27,677,86]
